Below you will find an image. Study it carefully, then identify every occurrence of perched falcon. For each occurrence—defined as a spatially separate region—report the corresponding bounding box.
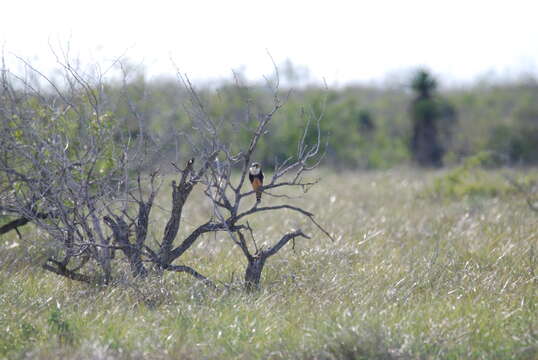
[248,162,264,202]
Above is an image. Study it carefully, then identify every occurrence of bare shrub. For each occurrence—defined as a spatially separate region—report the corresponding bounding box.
[0,52,331,290]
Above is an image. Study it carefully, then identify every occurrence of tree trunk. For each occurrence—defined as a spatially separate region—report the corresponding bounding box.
[103,215,148,280]
[128,251,148,278]
[244,256,266,292]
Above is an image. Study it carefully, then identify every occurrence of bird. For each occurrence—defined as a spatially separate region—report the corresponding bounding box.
[248,162,264,202]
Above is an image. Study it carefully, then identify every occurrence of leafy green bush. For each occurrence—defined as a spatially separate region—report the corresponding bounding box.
[429,152,513,199]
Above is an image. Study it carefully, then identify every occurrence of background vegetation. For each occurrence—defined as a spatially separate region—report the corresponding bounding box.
[95,66,538,170]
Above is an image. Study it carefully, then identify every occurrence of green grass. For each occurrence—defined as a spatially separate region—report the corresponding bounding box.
[1,169,538,359]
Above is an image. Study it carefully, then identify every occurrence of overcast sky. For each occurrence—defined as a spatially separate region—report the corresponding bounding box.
[2,0,537,86]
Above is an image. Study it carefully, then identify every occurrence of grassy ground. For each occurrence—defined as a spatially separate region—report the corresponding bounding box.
[1,168,537,359]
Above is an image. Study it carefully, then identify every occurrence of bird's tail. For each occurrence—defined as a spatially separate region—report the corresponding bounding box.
[256,190,262,202]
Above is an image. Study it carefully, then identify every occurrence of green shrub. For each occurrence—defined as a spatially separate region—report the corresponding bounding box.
[429,152,513,199]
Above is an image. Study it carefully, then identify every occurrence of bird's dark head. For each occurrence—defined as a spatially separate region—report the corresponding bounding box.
[249,162,261,175]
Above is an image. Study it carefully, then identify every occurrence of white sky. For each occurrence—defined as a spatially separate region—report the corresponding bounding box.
[1,0,538,86]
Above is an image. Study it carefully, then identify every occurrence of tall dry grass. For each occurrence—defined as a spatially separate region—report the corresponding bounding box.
[1,169,537,359]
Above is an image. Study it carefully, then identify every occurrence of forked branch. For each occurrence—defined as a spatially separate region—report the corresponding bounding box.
[242,229,311,291]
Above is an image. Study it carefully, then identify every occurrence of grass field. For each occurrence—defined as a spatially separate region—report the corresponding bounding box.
[1,168,537,359]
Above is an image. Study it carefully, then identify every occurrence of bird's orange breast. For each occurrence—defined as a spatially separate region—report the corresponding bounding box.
[251,177,263,191]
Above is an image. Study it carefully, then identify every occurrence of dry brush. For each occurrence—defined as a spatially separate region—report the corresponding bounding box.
[0,53,331,290]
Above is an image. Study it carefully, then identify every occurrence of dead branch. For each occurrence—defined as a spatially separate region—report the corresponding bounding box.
[262,229,311,259]
[235,203,334,242]
[0,211,52,236]
[162,264,217,290]
[168,221,245,263]
[42,259,92,283]
[159,158,195,265]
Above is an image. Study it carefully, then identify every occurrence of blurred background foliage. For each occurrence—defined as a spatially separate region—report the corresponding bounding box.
[39,65,538,170]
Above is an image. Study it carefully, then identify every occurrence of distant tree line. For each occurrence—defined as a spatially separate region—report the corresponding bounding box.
[98,67,538,169]
[5,62,538,170]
